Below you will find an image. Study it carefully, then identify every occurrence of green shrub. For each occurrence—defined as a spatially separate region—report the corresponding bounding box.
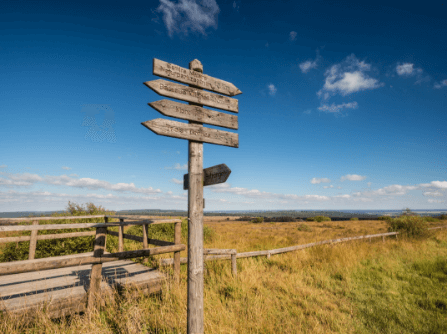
[378,216,392,221]
[251,217,264,224]
[297,223,312,232]
[350,217,359,221]
[438,214,447,220]
[314,216,331,222]
[423,217,439,223]
[306,217,315,222]
[387,216,429,238]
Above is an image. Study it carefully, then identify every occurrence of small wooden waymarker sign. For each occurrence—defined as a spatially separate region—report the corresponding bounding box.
[142,118,238,148]
[144,79,239,112]
[153,58,242,97]
[183,164,231,190]
[149,100,238,130]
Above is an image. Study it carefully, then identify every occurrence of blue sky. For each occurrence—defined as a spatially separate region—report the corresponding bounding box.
[1,0,446,212]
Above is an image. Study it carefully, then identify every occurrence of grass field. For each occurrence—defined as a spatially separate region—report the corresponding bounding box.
[0,216,446,333]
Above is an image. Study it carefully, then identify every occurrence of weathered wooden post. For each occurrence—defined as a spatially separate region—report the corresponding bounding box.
[118,218,124,252]
[382,236,385,243]
[142,57,241,334]
[174,221,182,282]
[143,223,149,264]
[88,216,108,310]
[28,220,39,260]
[231,251,237,277]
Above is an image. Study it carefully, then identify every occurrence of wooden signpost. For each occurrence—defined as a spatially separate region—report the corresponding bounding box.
[142,58,241,334]
[183,164,231,190]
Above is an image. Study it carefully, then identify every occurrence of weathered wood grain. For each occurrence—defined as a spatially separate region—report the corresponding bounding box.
[142,118,238,148]
[174,221,181,282]
[153,58,242,97]
[106,230,174,246]
[203,248,236,255]
[118,220,124,252]
[183,163,231,190]
[0,244,186,276]
[0,215,105,223]
[144,79,239,113]
[0,231,97,243]
[149,100,238,130]
[231,253,237,277]
[28,221,38,260]
[143,224,149,264]
[88,224,107,309]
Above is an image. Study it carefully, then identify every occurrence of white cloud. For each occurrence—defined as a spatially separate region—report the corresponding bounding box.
[428,199,444,204]
[310,177,331,184]
[423,191,443,197]
[317,54,382,101]
[340,174,367,181]
[268,84,277,96]
[429,181,447,189]
[69,174,79,177]
[171,178,183,184]
[289,31,297,41]
[155,0,220,37]
[318,101,358,113]
[323,185,334,189]
[367,182,372,187]
[434,79,447,89]
[165,163,187,170]
[62,166,72,170]
[0,165,7,168]
[299,60,318,73]
[396,63,422,76]
[0,172,162,195]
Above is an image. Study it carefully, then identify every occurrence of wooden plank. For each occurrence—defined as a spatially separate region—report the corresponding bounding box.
[88,225,107,309]
[0,215,105,223]
[0,231,96,243]
[106,230,174,246]
[149,100,238,130]
[203,248,236,255]
[231,254,237,277]
[118,220,124,252]
[0,244,186,276]
[184,164,231,190]
[142,224,149,263]
[0,219,181,232]
[174,221,181,282]
[144,79,239,113]
[142,118,238,148]
[153,58,242,97]
[28,221,39,260]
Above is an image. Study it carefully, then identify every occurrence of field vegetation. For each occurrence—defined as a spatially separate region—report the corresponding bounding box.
[0,203,446,333]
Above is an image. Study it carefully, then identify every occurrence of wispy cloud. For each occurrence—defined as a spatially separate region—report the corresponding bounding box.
[434,79,447,89]
[423,191,443,197]
[318,101,358,113]
[62,166,72,170]
[317,54,383,101]
[299,51,321,73]
[310,177,331,184]
[171,178,183,184]
[340,174,367,181]
[0,165,7,168]
[155,0,220,37]
[268,84,277,96]
[289,31,297,41]
[165,163,187,170]
[323,185,334,189]
[396,63,422,76]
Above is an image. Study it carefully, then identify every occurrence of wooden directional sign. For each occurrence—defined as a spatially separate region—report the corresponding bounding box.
[142,118,238,148]
[149,100,238,130]
[183,164,231,190]
[144,79,238,113]
[153,58,242,97]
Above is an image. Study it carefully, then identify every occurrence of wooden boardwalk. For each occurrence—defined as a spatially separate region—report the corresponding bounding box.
[0,252,164,318]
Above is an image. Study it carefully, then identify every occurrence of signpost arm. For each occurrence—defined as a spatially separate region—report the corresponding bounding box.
[187,59,204,334]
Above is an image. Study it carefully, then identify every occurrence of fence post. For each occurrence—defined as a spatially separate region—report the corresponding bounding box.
[142,223,149,264]
[267,251,271,259]
[174,221,181,282]
[28,220,39,260]
[88,217,107,310]
[382,236,385,243]
[231,252,237,277]
[118,219,124,252]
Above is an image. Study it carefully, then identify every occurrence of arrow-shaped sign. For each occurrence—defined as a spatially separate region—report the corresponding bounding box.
[149,100,238,130]
[141,118,238,148]
[153,58,242,97]
[183,164,231,190]
[144,79,238,113]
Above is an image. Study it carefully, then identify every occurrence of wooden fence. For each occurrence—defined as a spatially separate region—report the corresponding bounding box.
[0,215,186,309]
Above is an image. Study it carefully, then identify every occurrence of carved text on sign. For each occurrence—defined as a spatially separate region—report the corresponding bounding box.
[153,58,242,97]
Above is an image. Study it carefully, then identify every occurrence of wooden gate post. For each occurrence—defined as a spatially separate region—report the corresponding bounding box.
[28,220,39,260]
[118,218,124,252]
[88,217,108,310]
[187,59,205,334]
[231,252,237,277]
[143,223,149,263]
[174,221,181,282]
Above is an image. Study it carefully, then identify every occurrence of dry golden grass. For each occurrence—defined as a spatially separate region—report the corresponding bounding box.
[0,218,446,333]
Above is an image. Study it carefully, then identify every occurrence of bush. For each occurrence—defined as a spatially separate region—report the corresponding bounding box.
[387,216,429,238]
[423,217,439,223]
[350,217,359,221]
[306,217,315,222]
[297,223,312,232]
[438,214,447,220]
[378,216,392,221]
[314,216,331,222]
[251,217,264,224]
